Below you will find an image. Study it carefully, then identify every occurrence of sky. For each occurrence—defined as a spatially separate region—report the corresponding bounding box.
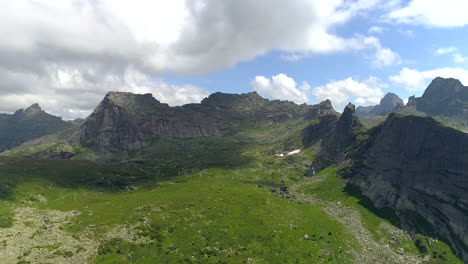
[1,0,468,119]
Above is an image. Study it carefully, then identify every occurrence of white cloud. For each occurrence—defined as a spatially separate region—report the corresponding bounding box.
[390,67,468,92]
[0,66,210,120]
[363,37,402,68]
[435,47,458,55]
[434,47,468,64]
[0,0,402,118]
[453,54,468,64]
[368,26,384,34]
[251,74,309,104]
[312,77,386,111]
[389,0,468,27]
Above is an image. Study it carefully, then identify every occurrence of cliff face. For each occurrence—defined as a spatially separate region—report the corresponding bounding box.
[78,92,230,153]
[345,114,468,261]
[0,104,71,151]
[312,103,362,170]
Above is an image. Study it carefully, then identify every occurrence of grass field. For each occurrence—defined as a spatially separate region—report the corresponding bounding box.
[0,120,463,263]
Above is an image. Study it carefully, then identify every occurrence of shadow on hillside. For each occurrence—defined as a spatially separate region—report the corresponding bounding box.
[0,135,254,201]
[344,183,462,261]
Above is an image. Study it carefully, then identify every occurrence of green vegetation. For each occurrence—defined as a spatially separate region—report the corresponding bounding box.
[0,119,463,263]
[297,167,463,263]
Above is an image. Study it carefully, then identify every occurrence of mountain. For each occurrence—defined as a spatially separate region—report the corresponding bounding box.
[356,93,404,118]
[340,114,468,261]
[0,104,72,152]
[398,77,468,131]
[413,77,468,116]
[11,91,334,155]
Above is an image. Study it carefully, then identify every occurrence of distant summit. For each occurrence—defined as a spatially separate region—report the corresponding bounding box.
[0,104,71,151]
[413,77,468,116]
[356,93,404,118]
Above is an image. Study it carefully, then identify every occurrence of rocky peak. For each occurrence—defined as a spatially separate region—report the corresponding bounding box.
[312,103,362,170]
[336,103,362,136]
[370,93,404,115]
[102,92,168,113]
[416,77,468,115]
[201,92,267,109]
[305,99,338,120]
[12,103,44,120]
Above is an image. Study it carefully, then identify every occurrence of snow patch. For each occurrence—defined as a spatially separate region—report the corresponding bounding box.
[275,149,301,157]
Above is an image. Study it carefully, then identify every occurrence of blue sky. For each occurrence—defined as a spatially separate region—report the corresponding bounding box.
[1,0,468,118]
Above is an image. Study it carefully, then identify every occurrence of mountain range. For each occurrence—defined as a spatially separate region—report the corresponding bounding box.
[0,77,467,262]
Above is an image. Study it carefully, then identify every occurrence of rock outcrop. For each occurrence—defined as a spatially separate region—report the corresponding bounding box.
[344,114,468,261]
[301,99,339,147]
[78,92,230,152]
[312,103,363,170]
[0,104,71,151]
[416,77,468,116]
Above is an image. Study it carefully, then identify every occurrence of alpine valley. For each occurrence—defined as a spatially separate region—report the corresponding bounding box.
[0,77,467,264]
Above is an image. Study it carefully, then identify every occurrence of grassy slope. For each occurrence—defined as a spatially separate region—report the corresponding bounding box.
[0,119,462,263]
[297,167,463,264]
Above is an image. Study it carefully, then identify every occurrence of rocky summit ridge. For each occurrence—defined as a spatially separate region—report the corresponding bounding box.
[409,77,468,116]
[16,91,335,153]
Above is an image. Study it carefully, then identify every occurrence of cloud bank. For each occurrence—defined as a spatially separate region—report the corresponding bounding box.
[0,0,401,118]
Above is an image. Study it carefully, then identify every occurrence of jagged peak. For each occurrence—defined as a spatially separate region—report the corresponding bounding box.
[337,103,362,131]
[305,99,338,120]
[99,91,167,110]
[25,103,42,112]
[423,77,465,95]
[201,91,267,107]
[13,103,44,118]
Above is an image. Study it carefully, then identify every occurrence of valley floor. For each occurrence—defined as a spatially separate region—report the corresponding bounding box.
[0,121,462,263]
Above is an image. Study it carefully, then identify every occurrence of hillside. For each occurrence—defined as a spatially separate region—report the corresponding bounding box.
[0,104,72,152]
[327,112,468,261]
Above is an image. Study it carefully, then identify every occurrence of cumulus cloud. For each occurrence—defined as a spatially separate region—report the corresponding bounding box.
[434,47,468,64]
[390,67,468,92]
[0,0,401,118]
[435,47,458,55]
[389,0,468,27]
[0,66,209,120]
[362,37,402,68]
[368,26,384,34]
[312,77,386,111]
[251,74,309,104]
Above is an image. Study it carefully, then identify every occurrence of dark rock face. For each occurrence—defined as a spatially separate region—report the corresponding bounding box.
[78,92,229,153]
[302,114,339,148]
[71,91,322,153]
[356,93,404,118]
[305,99,338,120]
[370,93,404,116]
[416,77,468,116]
[346,114,468,261]
[0,104,71,151]
[313,103,362,170]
